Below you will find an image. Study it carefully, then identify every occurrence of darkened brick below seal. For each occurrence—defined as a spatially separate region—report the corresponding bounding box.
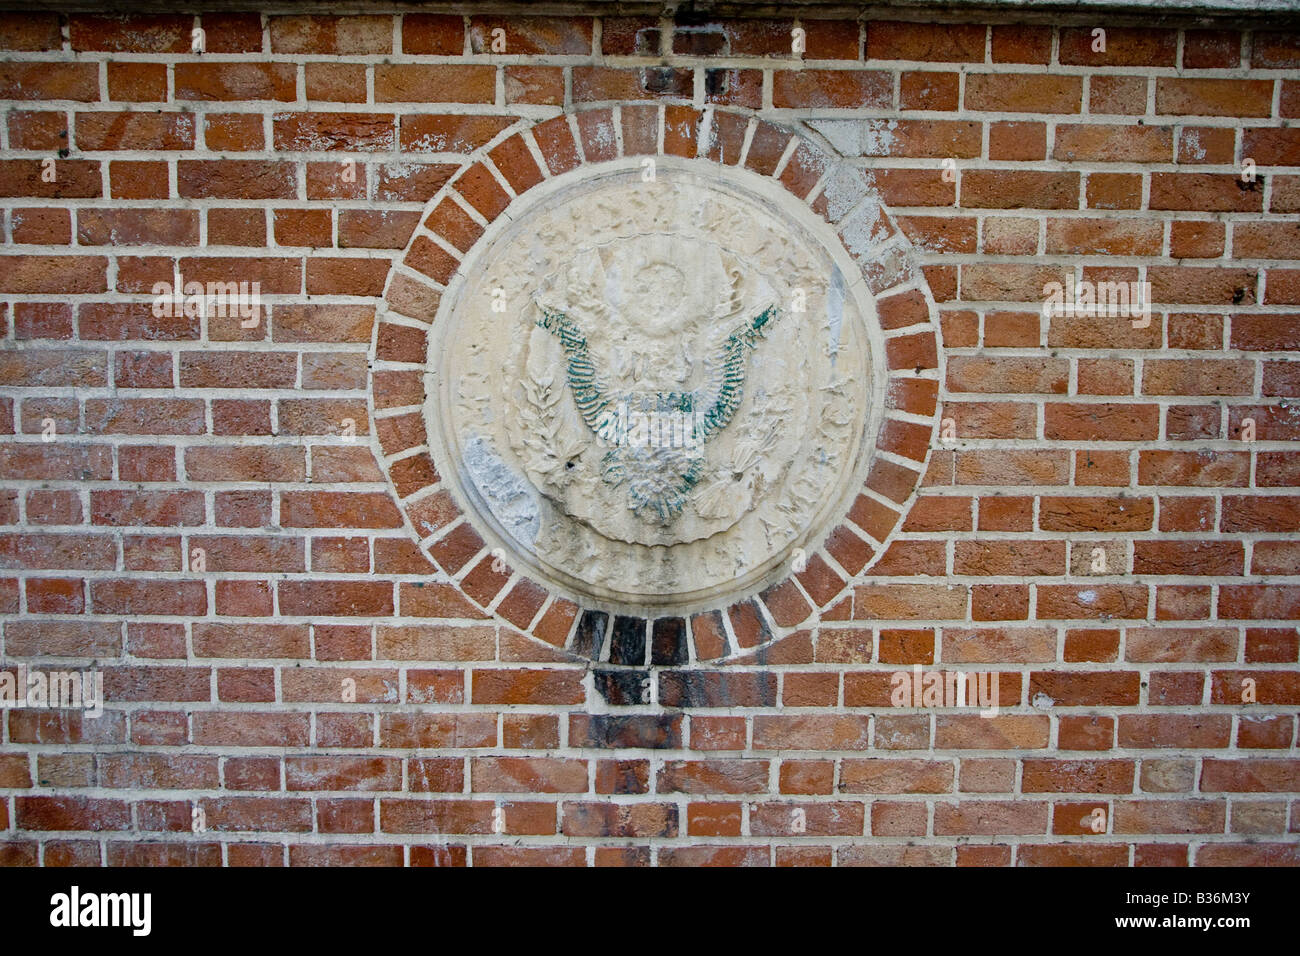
[659,670,779,708]
[651,616,688,665]
[592,668,649,705]
[571,609,609,659]
[572,714,682,749]
[608,615,647,665]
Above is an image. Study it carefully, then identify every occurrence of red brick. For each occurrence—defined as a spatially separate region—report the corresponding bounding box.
[1156,78,1274,117]
[1060,27,1176,66]
[469,15,591,54]
[867,21,984,61]
[402,14,464,55]
[991,25,1051,64]
[965,74,1082,113]
[269,15,391,55]
[176,64,296,102]
[375,65,494,103]
[0,12,61,50]
[773,70,891,109]
[0,63,98,101]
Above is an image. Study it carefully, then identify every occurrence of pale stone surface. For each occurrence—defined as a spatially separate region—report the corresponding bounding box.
[427,162,880,612]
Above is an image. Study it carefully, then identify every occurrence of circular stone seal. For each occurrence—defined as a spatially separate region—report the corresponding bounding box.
[426,159,885,616]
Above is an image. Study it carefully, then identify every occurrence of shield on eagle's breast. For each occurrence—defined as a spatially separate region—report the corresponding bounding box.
[427,164,879,615]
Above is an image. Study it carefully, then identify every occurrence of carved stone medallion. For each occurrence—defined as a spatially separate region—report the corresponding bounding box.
[426,160,884,615]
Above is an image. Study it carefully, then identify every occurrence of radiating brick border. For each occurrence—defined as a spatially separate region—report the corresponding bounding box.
[368,104,942,665]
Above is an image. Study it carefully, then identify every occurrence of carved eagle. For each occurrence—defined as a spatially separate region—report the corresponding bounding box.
[535,303,783,525]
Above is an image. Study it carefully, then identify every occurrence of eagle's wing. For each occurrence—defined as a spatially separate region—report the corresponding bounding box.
[692,304,782,445]
[535,306,618,441]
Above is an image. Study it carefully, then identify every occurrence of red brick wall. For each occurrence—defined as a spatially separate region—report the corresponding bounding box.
[1,8,1298,867]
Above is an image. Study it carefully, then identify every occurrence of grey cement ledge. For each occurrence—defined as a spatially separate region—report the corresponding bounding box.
[9,0,1300,28]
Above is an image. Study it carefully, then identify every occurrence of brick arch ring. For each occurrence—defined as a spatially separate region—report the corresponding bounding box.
[367,104,942,667]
